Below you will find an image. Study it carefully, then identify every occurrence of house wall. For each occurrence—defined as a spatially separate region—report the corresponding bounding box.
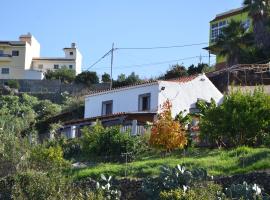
[84,83,160,118]
[31,59,77,72]
[158,74,223,117]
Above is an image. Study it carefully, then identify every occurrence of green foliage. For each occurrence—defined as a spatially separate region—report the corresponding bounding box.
[200,89,270,147]
[11,171,72,200]
[215,20,254,66]
[187,63,209,75]
[102,72,111,83]
[29,145,70,171]
[160,183,223,200]
[45,67,76,83]
[162,64,188,80]
[142,165,210,199]
[225,181,270,200]
[96,174,121,200]
[75,71,99,86]
[7,80,20,89]
[113,72,141,87]
[81,123,140,161]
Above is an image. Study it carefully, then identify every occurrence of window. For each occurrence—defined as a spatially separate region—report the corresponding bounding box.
[102,100,113,115]
[138,93,151,111]
[242,19,251,30]
[211,20,228,42]
[38,64,43,69]
[0,50,3,55]
[1,68,9,74]
[70,52,73,56]
[69,65,73,69]
[54,64,59,69]
[12,50,19,56]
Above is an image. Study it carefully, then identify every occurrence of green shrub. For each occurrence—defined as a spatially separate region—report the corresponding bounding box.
[29,145,70,171]
[81,123,140,162]
[7,80,19,89]
[160,183,223,200]
[45,67,76,83]
[12,171,71,200]
[142,165,210,200]
[200,88,270,147]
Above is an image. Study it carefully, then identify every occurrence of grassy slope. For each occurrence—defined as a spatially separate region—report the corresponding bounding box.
[72,147,270,180]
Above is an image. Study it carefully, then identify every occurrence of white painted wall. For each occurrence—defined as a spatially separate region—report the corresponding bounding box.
[31,60,77,72]
[84,74,224,119]
[158,74,224,117]
[84,83,160,118]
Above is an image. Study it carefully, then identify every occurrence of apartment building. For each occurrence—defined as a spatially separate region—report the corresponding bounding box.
[204,7,252,70]
[0,33,82,80]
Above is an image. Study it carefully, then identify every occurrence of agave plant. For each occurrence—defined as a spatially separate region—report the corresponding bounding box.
[225,181,270,200]
[96,174,121,200]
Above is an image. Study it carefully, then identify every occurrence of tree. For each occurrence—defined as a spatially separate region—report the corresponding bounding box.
[102,73,111,83]
[149,100,187,152]
[200,88,270,147]
[75,71,99,86]
[244,0,270,50]
[162,64,188,80]
[187,63,209,75]
[113,72,141,87]
[45,67,76,83]
[214,20,254,67]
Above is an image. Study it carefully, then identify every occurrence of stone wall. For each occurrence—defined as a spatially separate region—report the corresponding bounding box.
[0,79,110,95]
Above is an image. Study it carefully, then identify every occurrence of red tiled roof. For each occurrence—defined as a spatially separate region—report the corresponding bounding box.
[86,74,201,97]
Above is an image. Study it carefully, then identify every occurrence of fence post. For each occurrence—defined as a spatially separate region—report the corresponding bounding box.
[131,120,137,135]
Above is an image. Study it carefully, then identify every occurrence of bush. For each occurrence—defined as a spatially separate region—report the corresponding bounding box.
[200,88,270,147]
[29,145,70,171]
[45,67,76,83]
[7,80,20,89]
[81,123,140,162]
[142,165,210,200]
[75,71,99,86]
[12,171,72,200]
[160,183,222,200]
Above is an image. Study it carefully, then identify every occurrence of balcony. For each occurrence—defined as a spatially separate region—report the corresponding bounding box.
[0,54,12,62]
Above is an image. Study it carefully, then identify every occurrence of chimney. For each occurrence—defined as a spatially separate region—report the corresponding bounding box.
[71,43,76,48]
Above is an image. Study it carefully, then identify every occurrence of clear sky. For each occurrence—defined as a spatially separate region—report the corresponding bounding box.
[0,0,243,79]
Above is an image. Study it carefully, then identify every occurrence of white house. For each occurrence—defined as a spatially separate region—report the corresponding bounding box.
[84,74,223,119]
[0,33,82,80]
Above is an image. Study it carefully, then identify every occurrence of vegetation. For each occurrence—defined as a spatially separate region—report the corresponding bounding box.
[200,89,270,147]
[102,72,111,83]
[73,146,270,179]
[113,72,142,87]
[75,71,100,86]
[150,100,187,152]
[45,67,76,83]
[6,80,20,89]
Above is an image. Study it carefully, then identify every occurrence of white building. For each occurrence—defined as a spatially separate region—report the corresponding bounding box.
[84,74,223,119]
[0,33,82,80]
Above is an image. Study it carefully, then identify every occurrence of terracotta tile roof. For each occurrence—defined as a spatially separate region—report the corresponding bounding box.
[86,74,201,97]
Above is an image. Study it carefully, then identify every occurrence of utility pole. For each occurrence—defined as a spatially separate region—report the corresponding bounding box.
[110,43,114,90]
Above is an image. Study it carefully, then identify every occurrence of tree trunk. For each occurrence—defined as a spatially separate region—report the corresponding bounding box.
[253,18,270,50]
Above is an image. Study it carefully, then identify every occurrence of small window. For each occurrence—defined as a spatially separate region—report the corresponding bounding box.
[1,68,9,74]
[12,50,19,56]
[70,52,73,56]
[0,50,3,55]
[38,64,43,69]
[69,65,73,69]
[138,93,151,111]
[102,100,113,115]
[54,64,59,69]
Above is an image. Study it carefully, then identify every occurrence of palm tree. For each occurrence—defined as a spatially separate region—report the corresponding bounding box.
[244,0,270,49]
[215,20,253,67]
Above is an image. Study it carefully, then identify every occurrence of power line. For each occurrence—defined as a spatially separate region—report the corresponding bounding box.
[92,55,213,70]
[85,49,112,71]
[115,42,208,50]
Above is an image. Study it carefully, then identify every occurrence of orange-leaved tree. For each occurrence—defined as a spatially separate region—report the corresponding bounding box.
[149,100,187,152]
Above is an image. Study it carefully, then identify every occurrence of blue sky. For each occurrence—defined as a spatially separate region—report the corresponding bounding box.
[0,0,243,79]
